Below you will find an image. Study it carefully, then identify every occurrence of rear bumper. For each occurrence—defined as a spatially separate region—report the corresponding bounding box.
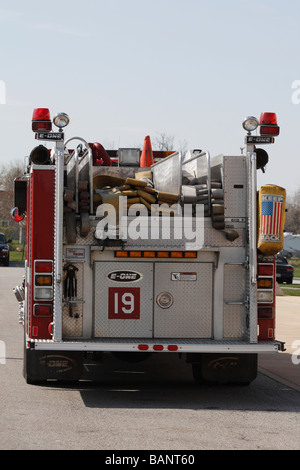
[29,338,285,353]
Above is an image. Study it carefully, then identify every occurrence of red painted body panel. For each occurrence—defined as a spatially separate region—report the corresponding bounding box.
[26,168,55,340]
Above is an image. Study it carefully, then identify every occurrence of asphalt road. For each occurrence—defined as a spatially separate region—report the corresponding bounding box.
[0,266,300,451]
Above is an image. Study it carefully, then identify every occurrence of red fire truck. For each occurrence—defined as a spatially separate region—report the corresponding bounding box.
[13,109,285,384]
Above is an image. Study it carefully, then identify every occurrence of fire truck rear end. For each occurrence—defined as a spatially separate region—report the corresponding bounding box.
[13,110,285,384]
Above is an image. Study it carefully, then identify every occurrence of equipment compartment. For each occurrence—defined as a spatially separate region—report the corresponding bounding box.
[154,262,213,338]
[93,261,153,338]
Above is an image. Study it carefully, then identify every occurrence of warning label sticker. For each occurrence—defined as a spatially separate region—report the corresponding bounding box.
[171,272,197,281]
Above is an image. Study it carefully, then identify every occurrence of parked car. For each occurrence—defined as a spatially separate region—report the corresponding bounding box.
[276,257,294,284]
[0,233,11,267]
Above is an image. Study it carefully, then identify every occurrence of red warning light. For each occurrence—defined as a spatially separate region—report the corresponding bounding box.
[32,108,52,132]
[260,112,280,136]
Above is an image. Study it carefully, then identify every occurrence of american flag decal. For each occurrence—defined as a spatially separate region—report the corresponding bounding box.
[259,194,283,242]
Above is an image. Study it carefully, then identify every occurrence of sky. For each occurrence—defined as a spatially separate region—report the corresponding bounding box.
[0,0,299,197]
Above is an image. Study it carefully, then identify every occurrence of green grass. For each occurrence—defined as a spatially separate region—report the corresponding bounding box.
[279,280,300,296]
[290,258,300,277]
[293,266,300,278]
[9,251,25,262]
[8,240,25,263]
[281,288,300,296]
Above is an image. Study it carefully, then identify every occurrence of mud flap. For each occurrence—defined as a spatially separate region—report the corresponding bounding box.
[23,348,84,384]
[191,353,257,384]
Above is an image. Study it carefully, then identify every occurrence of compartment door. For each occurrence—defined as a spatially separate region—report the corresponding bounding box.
[154,263,213,338]
[93,262,153,338]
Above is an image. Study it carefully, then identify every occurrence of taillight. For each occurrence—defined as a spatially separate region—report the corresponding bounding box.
[257,263,274,303]
[257,278,273,289]
[260,112,280,137]
[34,304,52,317]
[35,275,53,286]
[257,259,275,341]
[258,264,273,276]
[32,108,52,132]
[258,306,273,319]
[34,260,53,300]
[35,261,53,273]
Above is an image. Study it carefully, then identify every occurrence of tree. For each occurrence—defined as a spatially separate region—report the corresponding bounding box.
[153,132,188,154]
[153,132,175,151]
[0,161,24,239]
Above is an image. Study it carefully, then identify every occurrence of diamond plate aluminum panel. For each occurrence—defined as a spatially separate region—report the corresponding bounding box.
[62,304,83,337]
[154,262,213,338]
[203,228,244,247]
[93,262,153,338]
[67,225,245,249]
[223,265,246,338]
[223,156,247,218]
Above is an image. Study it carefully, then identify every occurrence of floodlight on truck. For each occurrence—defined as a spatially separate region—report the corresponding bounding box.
[242,116,259,133]
[53,112,70,129]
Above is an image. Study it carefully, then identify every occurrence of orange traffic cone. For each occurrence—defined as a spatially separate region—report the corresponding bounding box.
[140,135,154,167]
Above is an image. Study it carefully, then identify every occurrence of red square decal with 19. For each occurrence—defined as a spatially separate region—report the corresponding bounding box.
[108,287,140,319]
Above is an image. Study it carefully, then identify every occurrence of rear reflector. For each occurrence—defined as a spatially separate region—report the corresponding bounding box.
[268,328,274,338]
[167,345,178,351]
[32,326,38,337]
[138,344,149,351]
